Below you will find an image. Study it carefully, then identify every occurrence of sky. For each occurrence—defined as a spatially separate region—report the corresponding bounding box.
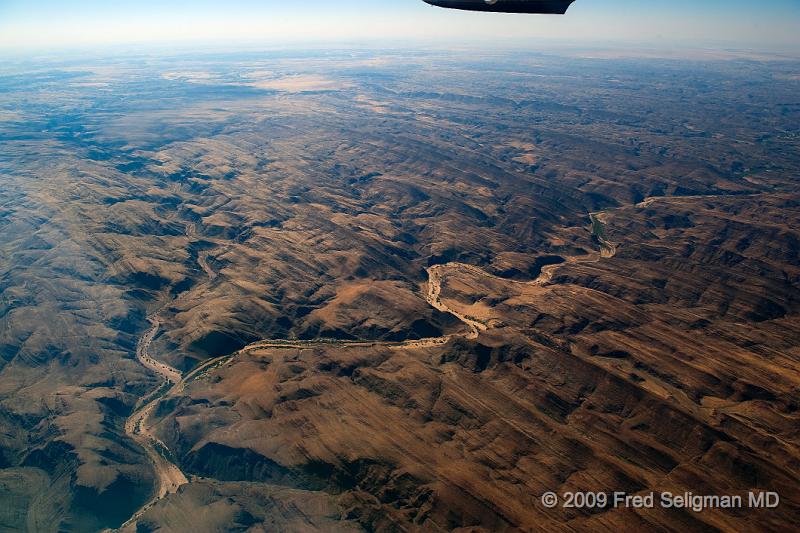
[0,0,798,53]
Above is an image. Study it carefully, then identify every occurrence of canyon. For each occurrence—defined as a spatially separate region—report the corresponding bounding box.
[0,49,798,531]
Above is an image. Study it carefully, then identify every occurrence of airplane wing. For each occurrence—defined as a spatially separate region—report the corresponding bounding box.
[423,0,576,14]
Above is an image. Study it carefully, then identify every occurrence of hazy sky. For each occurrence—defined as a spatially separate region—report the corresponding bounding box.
[0,0,798,52]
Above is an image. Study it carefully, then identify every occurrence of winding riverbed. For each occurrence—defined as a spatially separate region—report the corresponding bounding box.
[116,213,618,529]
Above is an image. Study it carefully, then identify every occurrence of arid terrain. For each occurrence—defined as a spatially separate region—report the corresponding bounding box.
[0,49,798,532]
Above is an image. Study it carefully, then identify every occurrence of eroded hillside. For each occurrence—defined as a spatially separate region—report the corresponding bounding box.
[0,50,798,531]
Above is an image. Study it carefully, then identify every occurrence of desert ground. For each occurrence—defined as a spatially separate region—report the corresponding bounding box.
[0,49,798,532]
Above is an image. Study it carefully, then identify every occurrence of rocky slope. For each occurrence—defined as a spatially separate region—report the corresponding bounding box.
[143,194,800,531]
[0,50,798,531]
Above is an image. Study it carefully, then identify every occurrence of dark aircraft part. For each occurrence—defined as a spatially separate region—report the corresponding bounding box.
[423,0,575,14]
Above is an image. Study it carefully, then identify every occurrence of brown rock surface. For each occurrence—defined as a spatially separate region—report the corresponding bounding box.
[146,193,800,531]
[1,50,798,531]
